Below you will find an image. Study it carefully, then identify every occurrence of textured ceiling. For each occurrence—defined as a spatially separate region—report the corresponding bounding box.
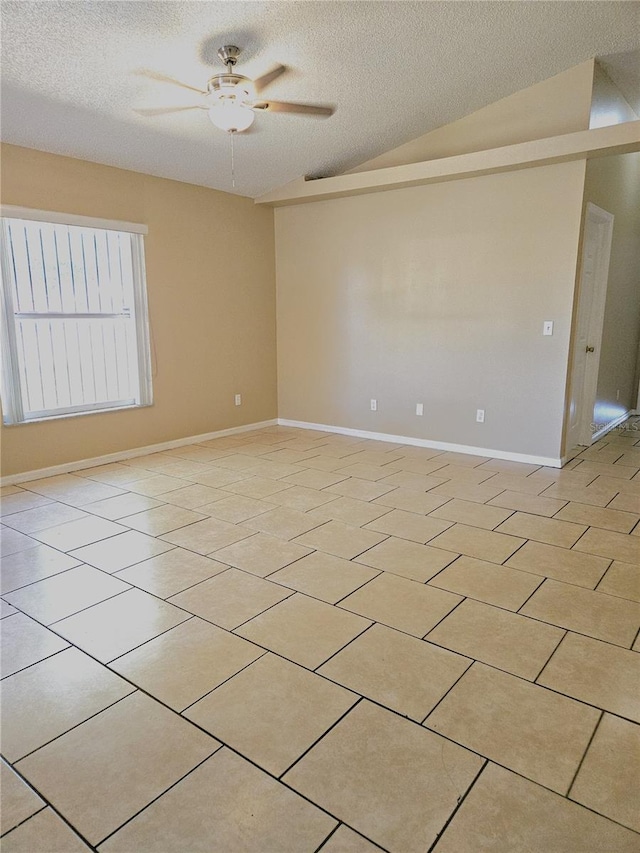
[1,1,639,198]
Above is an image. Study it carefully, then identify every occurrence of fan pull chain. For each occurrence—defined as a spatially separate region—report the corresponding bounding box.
[230,129,236,189]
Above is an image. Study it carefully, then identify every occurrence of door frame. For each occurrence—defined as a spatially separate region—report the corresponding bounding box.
[564,202,614,452]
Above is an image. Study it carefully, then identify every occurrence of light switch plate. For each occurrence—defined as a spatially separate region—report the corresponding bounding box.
[543,321,554,336]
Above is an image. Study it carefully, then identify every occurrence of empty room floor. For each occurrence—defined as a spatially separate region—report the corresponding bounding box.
[1,420,639,852]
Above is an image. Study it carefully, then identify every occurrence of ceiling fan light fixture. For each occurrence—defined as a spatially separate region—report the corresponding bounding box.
[208,101,255,133]
[139,46,332,133]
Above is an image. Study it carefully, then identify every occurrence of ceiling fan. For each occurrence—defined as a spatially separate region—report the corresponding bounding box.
[136,45,334,133]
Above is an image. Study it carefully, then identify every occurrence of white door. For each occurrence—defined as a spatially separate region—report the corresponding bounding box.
[566,203,614,451]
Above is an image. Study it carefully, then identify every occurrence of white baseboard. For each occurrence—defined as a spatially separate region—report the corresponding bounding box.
[1,415,569,486]
[1,419,278,486]
[591,410,630,443]
[277,419,562,467]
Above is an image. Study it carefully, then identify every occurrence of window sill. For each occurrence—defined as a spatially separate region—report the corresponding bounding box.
[3,401,153,427]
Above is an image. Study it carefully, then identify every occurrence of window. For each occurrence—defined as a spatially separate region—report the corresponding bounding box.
[0,207,152,425]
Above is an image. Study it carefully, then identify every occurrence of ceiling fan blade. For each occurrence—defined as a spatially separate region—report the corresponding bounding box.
[253,100,334,116]
[134,69,207,95]
[252,64,287,93]
[134,105,206,116]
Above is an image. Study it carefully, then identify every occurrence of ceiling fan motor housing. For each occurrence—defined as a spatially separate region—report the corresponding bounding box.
[207,73,253,100]
[217,45,241,67]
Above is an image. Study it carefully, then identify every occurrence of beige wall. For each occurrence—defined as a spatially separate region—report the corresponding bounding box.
[276,161,587,461]
[348,61,594,174]
[1,144,277,476]
[584,152,640,427]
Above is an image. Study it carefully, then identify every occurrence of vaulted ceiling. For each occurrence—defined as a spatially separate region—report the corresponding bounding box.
[1,1,638,198]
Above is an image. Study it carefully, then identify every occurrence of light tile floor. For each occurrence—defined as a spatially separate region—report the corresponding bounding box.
[1,420,640,852]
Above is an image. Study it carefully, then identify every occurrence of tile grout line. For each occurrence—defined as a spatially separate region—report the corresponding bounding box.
[313,822,343,853]
[104,614,201,666]
[415,552,464,588]
[592,557,616,594]
[419,657,476,727]
[2,559,113,599]
[421,596,468,640]
[0,759,99,851]
[179,649,270,714]
[226,588,298,634]
[513,572,547,613]
[532,628,569,683]
[514,592,638,650]
[516,570,640,608]
[319,823,392,853]
[425,759,489,853]
[10,690,136,765]
[332,572,385,608]
[0,803,48,840]
[92,748,222,849]
[565,709,604,802]
[0,643,71,683]
[111,560,237,600]
[2,529,181,580]
[419,653,631,733]
[311,621,378,673]
[276,696,365,782]
[46,587,134,627]
[425,564,549,612]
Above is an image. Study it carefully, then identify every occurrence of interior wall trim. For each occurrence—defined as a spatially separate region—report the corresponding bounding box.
[257,120,640,206]
[0,204,148,234]
[277,418,563,467]
[0,419,278,485]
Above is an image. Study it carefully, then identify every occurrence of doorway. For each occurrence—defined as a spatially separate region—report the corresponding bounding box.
[565,203,614,452]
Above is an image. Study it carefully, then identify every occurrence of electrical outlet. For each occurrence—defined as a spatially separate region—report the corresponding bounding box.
[543,321,554,336]
[234,394,242,406]
[476,409,485,423]
[416,403,424,416]
[370,399,377,412]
